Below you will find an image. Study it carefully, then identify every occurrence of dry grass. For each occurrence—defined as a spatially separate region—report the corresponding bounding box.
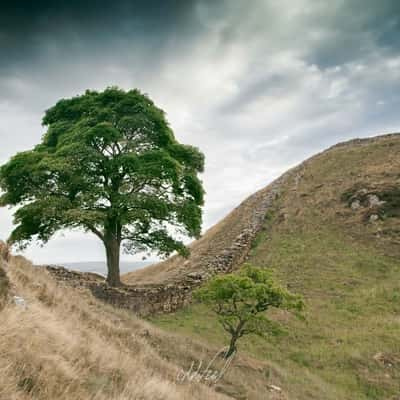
[0,256,231,400]
[0,240,11,262]
[0,261,9,310]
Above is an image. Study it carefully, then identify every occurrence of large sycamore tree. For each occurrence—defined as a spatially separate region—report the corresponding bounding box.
[0,88,205,286]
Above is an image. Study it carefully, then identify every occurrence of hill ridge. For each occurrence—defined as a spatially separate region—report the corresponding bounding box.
[47,132,400,316]
[123,132,400,285]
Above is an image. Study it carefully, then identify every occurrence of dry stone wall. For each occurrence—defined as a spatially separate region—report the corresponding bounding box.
[46,171,293,316]
[45,265,192,315]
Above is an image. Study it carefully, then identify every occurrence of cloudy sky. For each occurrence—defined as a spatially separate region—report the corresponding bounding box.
[1,0,400,264]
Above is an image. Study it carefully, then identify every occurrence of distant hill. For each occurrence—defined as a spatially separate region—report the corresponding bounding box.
[62,260,152,276]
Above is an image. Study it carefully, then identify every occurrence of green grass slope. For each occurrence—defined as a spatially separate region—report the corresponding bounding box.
[152,133,400,400]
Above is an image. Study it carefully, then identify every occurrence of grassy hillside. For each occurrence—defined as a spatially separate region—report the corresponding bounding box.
[1,255,292,400]
[152,133,400,400]
[0,256,233,400]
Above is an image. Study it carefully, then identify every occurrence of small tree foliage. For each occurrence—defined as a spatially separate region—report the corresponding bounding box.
[0,87,205,286]
[194,264,304,358]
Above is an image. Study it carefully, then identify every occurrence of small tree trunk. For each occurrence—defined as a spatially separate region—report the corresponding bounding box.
[225,334,238,359]
[105,237,121,286]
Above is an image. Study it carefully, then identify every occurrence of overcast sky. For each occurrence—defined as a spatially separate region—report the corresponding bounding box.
[1,0,400,264]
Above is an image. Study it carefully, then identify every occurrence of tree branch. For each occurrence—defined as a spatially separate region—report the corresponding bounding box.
[86,224,105,241]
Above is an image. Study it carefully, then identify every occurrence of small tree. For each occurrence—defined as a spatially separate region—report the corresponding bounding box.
[0,87,205,286]
[194,264,304,358]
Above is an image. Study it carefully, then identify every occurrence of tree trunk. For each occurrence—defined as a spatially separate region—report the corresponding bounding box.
[225,334,238,359]
[105,237,121,286]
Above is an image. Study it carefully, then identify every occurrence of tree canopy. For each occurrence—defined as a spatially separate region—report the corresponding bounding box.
[194,264,304,357]
[0,87,205,285]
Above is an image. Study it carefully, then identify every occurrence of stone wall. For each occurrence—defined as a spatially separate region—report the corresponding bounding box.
[19,134,400,315]
[45,265,193,315]
[45,172,291,316]
[201,181,283,276]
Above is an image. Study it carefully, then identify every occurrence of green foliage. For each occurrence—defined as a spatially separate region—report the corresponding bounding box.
[379,188,400,218]
[0,87,205,283]
[194,264,303,356]
[341,185,400,219]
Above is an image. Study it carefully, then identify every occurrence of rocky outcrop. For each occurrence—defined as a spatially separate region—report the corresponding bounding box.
[342,184,400,223]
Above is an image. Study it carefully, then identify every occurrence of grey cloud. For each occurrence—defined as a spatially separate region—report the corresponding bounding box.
[218,73,294,115]
[303,0,400,68]
[0,1,199,67]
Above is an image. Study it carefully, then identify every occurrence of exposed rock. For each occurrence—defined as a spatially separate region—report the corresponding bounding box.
[267,384,282,392]
[367,194,385,208]
[351,200,361,210]
[186,271,206,281]
[46,133,400,316]
[13,295,27,309]
[373,352,399,368]
[370,214,379,222]
[46,265,193,316]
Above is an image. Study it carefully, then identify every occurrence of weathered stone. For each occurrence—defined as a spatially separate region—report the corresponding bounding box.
[267,384,282,393]
[13,295,27,309]
[0,241,10,262]
[367,194,385,208]
[373,352,398,367]
[370,214,379,222]
[351,200,361,210]
[186,272,204,280]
